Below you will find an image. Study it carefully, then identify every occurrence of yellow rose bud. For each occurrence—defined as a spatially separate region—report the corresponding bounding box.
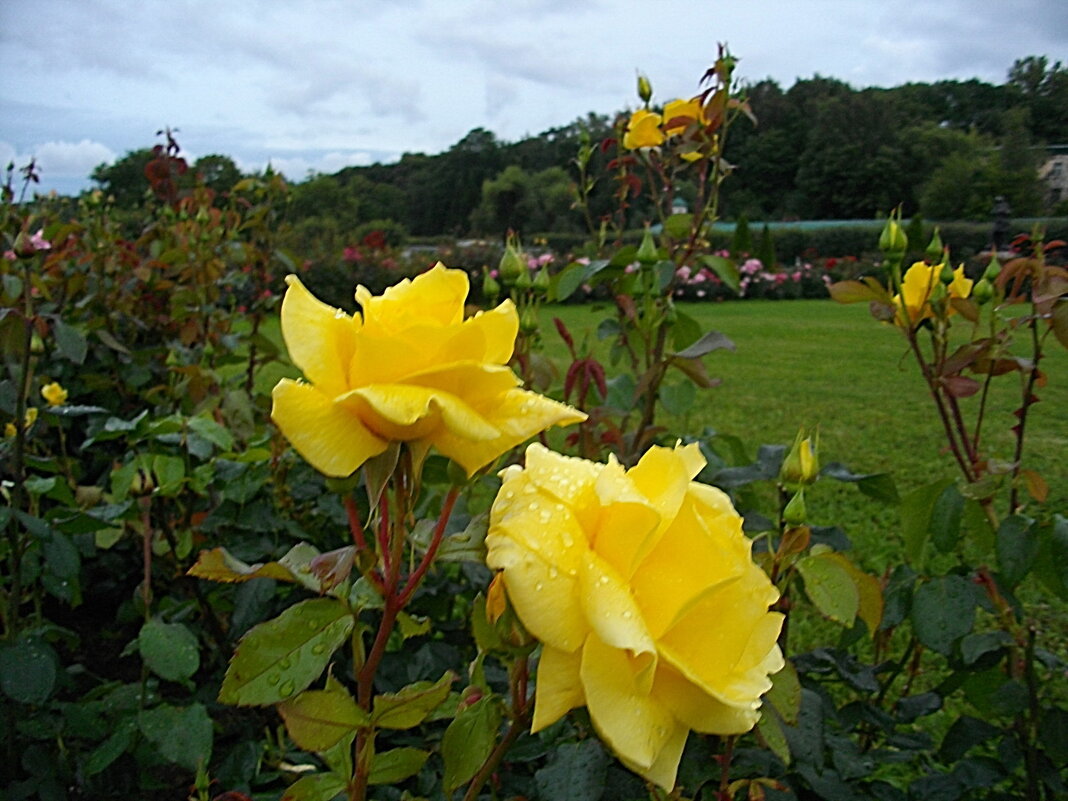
[25,407,38,427]
[878,216,908,256]
[893,261,973,327]
[4,422,15,438]
[623,109,665,150]
[780,429,819,487]
[41,381,68,407]
[270,264,586,478]
[637,73,653,104]
[485,443,784,790]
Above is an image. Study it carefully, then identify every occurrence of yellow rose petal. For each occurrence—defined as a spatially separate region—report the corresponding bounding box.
[430,389,586,476]
[357,262,467,334]
[484,536,588,652]
[580,634,675,772]
[280,275,359,399]
[653,662,759,735]
[271,379,388,477]
[579,550,657,686]
[590,458,661,577]
[617,720,688,792]
[523,443,602,510]
[531,644,585,732]
[348,384,500,442]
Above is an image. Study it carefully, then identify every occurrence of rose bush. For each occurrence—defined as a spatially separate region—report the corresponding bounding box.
[485,442,784,789]
[271,262,585,476]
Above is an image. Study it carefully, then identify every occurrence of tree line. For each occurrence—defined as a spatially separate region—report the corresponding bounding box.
[90,56,1067,241]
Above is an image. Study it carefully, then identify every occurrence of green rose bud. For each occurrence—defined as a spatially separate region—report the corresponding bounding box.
[925,228,944,263]
[972,277,995,305]
[636,227,658,265]
[983,253,1002,281]
[939,262,955,284]
[482,271,500,299]
[532,267,551,293]
[878,216,908,257]
[498,234,525,286]
[782,489,807,526]
[780,428,819,487]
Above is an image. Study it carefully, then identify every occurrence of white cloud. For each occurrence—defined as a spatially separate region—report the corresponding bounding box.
[258,151,376,180]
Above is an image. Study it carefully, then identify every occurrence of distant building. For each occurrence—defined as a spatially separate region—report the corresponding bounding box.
[1038,147,1068,207]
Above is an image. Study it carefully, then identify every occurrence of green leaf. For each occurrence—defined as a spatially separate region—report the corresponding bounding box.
[139,703,212,771]
[278,687,369,752]
[281,771,347,801]
[84,717,137,776]
[911,575,976,655]
[899,478,954,566]
[699,254,739,293]
[152,453,185,497]
[663,212,693,239]
[219,598,354,706]
[797,549,859,626]
[368,747,429,785]
[658,380,696,416]
[551,262,591,302]
[930,484,965,553]
[672,329,735,359]
[0,638,58,704]
[757,707,791,766]
[765,659,801,725]
[372,671,455,729]
[828,280,881,304]
[1034,514,1068,599]
[53,318,88,364]
[139,618,200,682]
[995,514,1038,587]
[534,740,609,801]
[187,414,234,451]
[939,715,1000,762]
[442,697,502,793]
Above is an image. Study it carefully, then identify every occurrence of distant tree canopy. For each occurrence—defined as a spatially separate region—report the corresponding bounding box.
[90,56,1065,240]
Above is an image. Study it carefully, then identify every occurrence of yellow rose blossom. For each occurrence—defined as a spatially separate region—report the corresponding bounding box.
[270,263,585,477]
[41,381,68,407]
[662,97,705,136]
[894,261,973,327]
[485,443,784,790]
[623,109,665,150]
[6,407,39,437]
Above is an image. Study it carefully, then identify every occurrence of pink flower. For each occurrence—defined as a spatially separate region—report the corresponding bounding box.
[29,230,51,251]
[676,265,692,281]
[791,271,802,282]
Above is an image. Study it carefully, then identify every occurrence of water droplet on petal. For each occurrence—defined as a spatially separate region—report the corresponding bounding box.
[535,582,544,592]
[622,611,633,620]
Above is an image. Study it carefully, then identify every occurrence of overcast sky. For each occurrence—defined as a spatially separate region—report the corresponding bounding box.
[2,0,1066,196]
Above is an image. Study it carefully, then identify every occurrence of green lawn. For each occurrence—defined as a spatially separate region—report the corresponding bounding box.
[542,299,1068,572]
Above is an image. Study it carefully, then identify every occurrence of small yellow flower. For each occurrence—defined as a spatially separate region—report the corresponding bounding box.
[781,428,819,486]
[270,263,585,477]
[41,382,68,407]
[623,109,665,149]
[662,98,704,136]
[486,443,783,790]
[894,261,973,327]
[6,407,39,437]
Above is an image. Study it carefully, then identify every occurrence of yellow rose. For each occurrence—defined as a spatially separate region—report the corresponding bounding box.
[623,109,665,150]
[662,97,705,136]
[485,443,784,790]
[41,381,68,407]
[894,261,973,327]
[271,263,585,477]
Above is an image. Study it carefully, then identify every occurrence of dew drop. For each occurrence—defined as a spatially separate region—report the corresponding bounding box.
[266,673,281,686]
[279,657,292,670]
[622,611,633,620]
[311,643,326,655]
[528,501,540,512]
[548,567,559,579]
[535,582,544,592]
[280,680,295,697]
[504,490,514,500]
[598,576,610,585]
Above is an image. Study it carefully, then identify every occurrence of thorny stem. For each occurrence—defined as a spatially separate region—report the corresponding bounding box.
[717,735,737,800]
[1009,314,1043,513]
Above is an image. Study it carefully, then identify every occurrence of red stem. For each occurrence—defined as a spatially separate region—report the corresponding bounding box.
[398,486,461,606]
[344,495,368,550]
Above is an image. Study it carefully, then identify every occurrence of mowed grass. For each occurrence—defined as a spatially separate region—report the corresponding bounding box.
[543,299,1068,573]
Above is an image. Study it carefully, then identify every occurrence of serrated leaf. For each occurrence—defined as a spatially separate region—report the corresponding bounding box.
[534,740,608,801]
[368,747,429,785]
[900,478,954,566]
[996,514,1037,587]
[765,660,801,725]
[139,618,200,682]
[700,254,739,293]
[139,703,212,771]
[930,484,964,553]
[187,545,301,583]
[797,551,858,626]
[0,638,57,704]
[281,772,347,801]
[187,414,234,451]
[911,575,976,655]
[372,671,455,729]
[442,696,501,793]
[53,318,88,364]
[757,707,791,766]
[278,687,369,752]
[828,280,880,304]
[219,598,353,706]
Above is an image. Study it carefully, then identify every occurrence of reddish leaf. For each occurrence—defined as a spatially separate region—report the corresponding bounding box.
[942,376,981,398]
